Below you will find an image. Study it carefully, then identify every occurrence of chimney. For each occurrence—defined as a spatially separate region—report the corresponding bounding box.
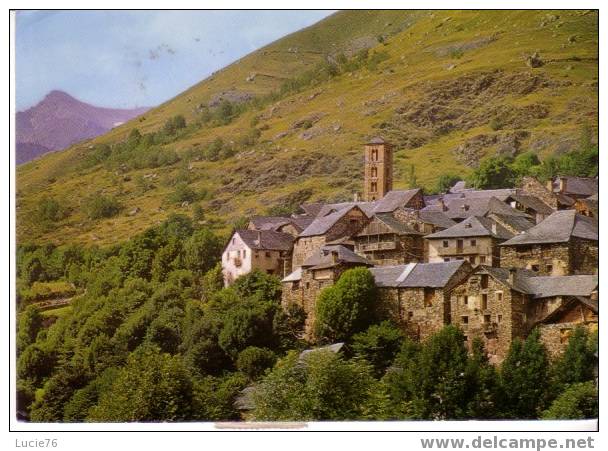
[491,222,497,235]
[559,177,567,193]
[254,230,261,246]
[462,204,469,211]
[508,267,517,285]
[353,192,360,202]
[330,250,339,265]
[438,198,447,211]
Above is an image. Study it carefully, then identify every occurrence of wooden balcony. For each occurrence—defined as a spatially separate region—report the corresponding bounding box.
[437,245,491,256]
[357,241,397,252]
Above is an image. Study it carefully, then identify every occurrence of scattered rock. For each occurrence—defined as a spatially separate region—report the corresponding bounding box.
[526,52,544,68]
[128,207,141,216]
[208,90,253,107]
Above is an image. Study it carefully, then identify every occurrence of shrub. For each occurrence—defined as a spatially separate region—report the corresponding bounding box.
[85,195,122,219]
[352,321,405,376]
[542,382,598,420]
[36,197,64,223]
[167,183,198,204]
[236,346,277,380]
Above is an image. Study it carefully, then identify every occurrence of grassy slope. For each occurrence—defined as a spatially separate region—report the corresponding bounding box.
[17,10,598,246]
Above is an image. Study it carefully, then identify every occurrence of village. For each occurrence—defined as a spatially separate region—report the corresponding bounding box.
[221,138,599,363]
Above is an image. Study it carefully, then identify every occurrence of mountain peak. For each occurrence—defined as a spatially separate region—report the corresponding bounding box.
[44,89,77,103]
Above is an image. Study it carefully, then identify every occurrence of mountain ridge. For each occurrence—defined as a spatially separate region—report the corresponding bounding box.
[16,10,598,246]
[16,90,149,164]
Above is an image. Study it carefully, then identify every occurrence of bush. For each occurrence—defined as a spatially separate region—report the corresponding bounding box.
[236,346,277,380]
[469,156,516,189]
[542,382,598,420]
[85,195,122,219]
[352,321,404,376]
[167,183,198,204]
[36,197,64,223]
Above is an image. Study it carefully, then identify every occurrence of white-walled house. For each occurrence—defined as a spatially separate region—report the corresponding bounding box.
[222,229,294,286]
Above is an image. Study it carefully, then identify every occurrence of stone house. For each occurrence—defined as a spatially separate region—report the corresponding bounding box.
[370,260,472,341]
[353,213,425,266]
[548,176,598,200]
[222,229,294,286]
[448,266,533,363]
[519,176,575,210]
[487,213,535,235]
[393,208,456,235]
[281,245,374,338]
[500,210,598,276]
[504,192,554,224]
[248,215,314,238]
[574,194,598,218]
[292,205,371,268]
[425,216,514,266]
[448,268,598,363]
[537,296,598,358]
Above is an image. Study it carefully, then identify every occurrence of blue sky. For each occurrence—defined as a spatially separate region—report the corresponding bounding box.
[15,10,334,111]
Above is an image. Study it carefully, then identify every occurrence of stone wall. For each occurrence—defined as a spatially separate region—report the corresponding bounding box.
[569,237,598,275]
[539,321,598,358]
[501,240,597,276]
[449,271,528,363]
[376,287,448,341]
[500,243,570,275]
[292,235,325,268]
[520,177,558,209]
[354,234,424,266]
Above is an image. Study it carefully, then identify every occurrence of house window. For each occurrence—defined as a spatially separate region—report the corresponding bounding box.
[408,311,414,320]
[372,149,378,161]
[444,257,450,262]
[292,281,300,290]
[265,251,271,258]
[469,256,476,264]
[484,314,491,324]
[371,166,377,177]
[267,269,274,275]
[461,315,469,325]
[498,314,502,323]
[480,274,488,289]
[424,288,433,307]
[237,250,241,258]
[232,238,236,245]
[546,264,553,273]
[479,256,486,264]
[371,182,377,192]
[443,240,449,248]
[496,291,503,301]
[243,249,246,259]
[531,264,540,272]
[462,295,468,306]
[481,294,488,310]
[305,282,310,289]
[470,239,477,246]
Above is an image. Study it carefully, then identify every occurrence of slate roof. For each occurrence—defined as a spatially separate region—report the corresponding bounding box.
[316,202,376,218]
[235,229,294,251]
[424,216,514,240]
[367,136,387,145]
[288,216,315,232]
[373,189,423,213]
[449,180,468,193]
[489,213,535,233]
[370,260,468,288]
[299,202,325,217]
[249,216,291,231]
[301,245,373,269]
[417,210,457,229]
[508,193,554,216]
[423,196,526,220]
[524,275,598,299]
[299,205,370,237]
[357,213,422,236]
[551,176,598,197]
[500,210,598,246]
[478,266,540,293]
[282,267,303,282]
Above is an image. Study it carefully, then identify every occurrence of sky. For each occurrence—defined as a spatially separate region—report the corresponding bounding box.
[15,10,334,111]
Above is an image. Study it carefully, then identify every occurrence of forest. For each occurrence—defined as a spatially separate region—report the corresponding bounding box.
[16,214,598,422]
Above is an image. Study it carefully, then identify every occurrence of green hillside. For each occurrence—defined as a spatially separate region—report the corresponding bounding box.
[16,10,598,246]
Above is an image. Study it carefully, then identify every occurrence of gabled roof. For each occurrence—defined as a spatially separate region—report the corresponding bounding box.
[370,260,469,288]
[249,216,291,231]
[282,267,303,283]
[299,202,325,217]
[507,193,554,216]
[424,216,513,240]
[500,210,598,246]
[373,189,423,214]
[538,296,598,325]
[449,180,468,193]
[417,210,456,229]
[524,275,598,299]
[423,195,525,220]
[289,216,315,232]
[357,213,422,237]
[301,245,373,269]
[299,205,370,237]
[551,176,598,197]
[367,136,387,145]
[476,266,539,293]
[489,213,535,234]
[233,229,294,251]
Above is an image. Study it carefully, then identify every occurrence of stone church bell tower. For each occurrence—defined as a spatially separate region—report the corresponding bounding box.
[363,137,393,201]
